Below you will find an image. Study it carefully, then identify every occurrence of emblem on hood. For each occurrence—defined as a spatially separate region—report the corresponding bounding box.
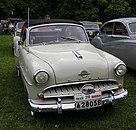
[78,70,90,78]
[81,84,96,95]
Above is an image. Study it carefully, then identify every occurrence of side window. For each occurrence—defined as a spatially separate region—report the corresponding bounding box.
[128,22,136,33]
[20,24,27,46]
[101,22,114,35]
[114,22,128,36]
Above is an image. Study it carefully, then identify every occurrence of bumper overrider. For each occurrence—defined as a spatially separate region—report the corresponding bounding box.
[28,89,128,114]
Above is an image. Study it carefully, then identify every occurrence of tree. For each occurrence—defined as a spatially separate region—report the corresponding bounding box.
[104,0,131,21]
[58,0,99,21]
[0,0,134,22]
[0,0,12,19]
[93,0,131,22]
[127,0,136,17]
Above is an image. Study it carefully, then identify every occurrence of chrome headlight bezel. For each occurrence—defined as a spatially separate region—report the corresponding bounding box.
[114,63,127,77]
[34,69,49,84]
[88,31,93,36]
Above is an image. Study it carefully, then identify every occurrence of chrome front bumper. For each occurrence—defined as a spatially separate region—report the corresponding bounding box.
[28,89,128,114]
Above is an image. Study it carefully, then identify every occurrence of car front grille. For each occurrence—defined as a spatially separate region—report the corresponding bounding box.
[44,80,118,96]
[42,80,119,104]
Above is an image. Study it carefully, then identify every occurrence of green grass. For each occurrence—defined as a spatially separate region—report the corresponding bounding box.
[0,35,136,130]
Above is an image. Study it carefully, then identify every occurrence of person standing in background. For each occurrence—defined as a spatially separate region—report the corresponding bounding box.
[44,14,51,19]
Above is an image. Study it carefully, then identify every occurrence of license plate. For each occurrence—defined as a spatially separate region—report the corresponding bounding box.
[75,91,102,110]
[75,99,102,110]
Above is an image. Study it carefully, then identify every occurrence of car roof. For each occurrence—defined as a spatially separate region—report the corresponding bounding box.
[107,17,136,24]
[80,21,99,29]
[80,21,99,26]
[14,19,26,26]
[80,21,97,24]
[25,19,83,27]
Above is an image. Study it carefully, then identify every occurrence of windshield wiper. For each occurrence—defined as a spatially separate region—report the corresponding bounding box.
[30,41,60,46]
[61,36,81,42]
[42,40,61,45]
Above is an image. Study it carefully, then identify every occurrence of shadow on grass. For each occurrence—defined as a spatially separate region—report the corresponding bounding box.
[24,103,129,130]
[126,68,136,77]
[33,105,117,124]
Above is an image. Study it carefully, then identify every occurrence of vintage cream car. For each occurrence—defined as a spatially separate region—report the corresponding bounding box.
[16,19,128,116]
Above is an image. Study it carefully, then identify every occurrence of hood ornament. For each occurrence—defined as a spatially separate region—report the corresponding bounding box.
[78,70,90,78]
[81,84,96,95]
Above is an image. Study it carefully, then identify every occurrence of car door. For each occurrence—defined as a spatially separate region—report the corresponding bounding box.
[123,22,136,70]
[124,43,136,70]
[91,22,114,49]
[100,22,128,63]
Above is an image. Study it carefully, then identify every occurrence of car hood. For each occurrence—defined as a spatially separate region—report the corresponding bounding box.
[29,44,109,84]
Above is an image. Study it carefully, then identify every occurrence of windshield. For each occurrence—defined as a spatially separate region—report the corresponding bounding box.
[17,22,25,30]
[29,24,89,45]
[84,24,99,30]
[129,22,136,33]
[81,21,99,30]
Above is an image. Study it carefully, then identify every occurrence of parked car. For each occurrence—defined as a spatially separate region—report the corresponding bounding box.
[0,23,4,34]
[12,20,25,65]
[16,19,128,116]
[80,21,99,41]
[13,20,25,46]
[91,17,136,70]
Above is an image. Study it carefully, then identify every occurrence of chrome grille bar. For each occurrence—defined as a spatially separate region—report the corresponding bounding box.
[43,81,118,96]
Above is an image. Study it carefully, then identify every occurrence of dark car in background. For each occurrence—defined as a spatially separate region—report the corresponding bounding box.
[0,23,3,34]
[91,17,136,71]
[80,21,99,41]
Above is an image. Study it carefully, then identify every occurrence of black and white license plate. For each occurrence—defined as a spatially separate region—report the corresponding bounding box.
[75,99,102,110]
[75,91,102,110]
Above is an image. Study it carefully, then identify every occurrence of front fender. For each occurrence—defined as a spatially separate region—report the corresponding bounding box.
[19,51,56,99]
[91,36,103,49]
[97,49,125,84]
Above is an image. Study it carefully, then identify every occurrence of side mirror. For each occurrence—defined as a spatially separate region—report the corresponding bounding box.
[18,41,21,45]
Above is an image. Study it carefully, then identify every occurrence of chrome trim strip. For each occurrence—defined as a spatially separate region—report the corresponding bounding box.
[72,50,83,59]
[42,79,118,92]
[34,69,49,77]
[43,94,74,99]
[28,89,128,114]
[20,66,32,86]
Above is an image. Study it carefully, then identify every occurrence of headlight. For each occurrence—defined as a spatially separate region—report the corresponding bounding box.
[34,70,49,84]
[114,63,127,77]
[88,31,93,36]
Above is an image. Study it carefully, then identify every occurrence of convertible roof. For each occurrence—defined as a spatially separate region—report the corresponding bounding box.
[25,19,83,27]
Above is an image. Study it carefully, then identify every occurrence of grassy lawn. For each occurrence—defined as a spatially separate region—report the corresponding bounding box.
[0,35,136,130]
